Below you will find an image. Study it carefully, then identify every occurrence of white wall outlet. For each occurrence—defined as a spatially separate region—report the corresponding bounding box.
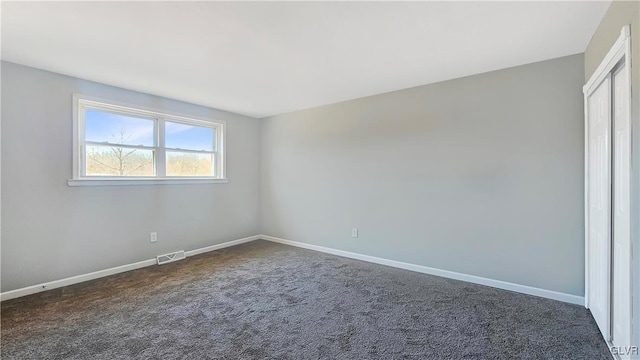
[352,228,358,238]
[150,232,158,243]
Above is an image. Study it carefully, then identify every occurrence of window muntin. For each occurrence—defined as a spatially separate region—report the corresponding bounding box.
[75,97,225,181]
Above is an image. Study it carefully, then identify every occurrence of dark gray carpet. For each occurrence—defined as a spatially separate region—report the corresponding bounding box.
[1,240,611,359]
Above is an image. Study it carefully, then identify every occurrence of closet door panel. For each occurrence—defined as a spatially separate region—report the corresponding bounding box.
[612,64,631,348]
[586,75,612,340]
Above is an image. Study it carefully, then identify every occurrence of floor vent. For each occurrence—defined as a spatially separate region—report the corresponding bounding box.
[156,250,186,265]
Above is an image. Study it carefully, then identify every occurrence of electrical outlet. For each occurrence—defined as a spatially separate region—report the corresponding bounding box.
[150,232,158,243]
[352,228,358,238]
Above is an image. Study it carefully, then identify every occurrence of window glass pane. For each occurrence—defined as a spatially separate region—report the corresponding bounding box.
[85,109,155,146]
[86,145,154,176]
[165,121,214,151]
[166,151,214,177]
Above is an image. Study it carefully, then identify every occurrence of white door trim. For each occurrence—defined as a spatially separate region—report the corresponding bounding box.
[584,26,631,95]
[583,24,632,348]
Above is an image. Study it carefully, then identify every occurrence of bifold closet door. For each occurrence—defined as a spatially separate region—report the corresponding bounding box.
[612,63,631,348]
[586,74,612,341]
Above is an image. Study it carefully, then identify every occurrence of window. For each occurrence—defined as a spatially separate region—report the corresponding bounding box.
[69,96,226,186]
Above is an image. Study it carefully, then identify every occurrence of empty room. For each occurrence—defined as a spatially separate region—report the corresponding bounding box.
[1,1,639,359]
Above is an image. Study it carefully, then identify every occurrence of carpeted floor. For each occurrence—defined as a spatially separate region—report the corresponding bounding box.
[1,240,611,359]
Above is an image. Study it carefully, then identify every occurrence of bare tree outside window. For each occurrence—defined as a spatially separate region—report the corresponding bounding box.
[86,127,154,176]
[166,152,213,177]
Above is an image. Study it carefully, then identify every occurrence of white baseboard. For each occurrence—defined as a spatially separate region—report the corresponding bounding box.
[260,234,585,306]
[0,259,157,302]
[0,235,261,302]
[185,235,260,257]
[2,234,584,306]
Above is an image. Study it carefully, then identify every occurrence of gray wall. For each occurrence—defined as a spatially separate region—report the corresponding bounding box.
[260,54,585,296]
[0,61,261,292]
[1,53,589,298]
[584,0,640,347]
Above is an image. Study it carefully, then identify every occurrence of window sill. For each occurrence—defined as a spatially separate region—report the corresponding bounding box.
[67,178,228,187]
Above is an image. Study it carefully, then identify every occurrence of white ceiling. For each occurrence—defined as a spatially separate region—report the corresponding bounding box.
[2,1,610,118]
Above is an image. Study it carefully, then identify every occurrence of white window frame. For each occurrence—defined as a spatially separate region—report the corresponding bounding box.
[68,94,227,186]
